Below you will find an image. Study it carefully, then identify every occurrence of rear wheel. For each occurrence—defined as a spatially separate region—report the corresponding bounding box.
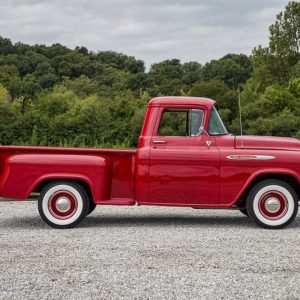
[246,179,298,229]
[38,181,89,229]
[87,201,97,215]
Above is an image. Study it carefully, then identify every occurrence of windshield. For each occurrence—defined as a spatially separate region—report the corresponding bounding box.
[208,106,228,135]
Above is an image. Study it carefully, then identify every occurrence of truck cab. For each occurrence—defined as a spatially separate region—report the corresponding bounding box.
[137,97,221,206]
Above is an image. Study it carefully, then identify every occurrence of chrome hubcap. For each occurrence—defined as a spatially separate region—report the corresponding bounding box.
[265,198,280,213]
[56,197,71,212]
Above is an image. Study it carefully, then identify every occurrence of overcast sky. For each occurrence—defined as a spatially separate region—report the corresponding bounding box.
[0,0,289,68]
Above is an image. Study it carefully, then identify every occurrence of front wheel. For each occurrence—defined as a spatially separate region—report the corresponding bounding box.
[239,208,249,217]
[246,179,298,229]
[38,181,89,229]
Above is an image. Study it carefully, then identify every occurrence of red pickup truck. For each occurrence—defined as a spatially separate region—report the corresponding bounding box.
[0,97,299,229]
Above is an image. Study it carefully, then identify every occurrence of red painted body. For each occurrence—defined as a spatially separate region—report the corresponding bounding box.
[1,96,300,209]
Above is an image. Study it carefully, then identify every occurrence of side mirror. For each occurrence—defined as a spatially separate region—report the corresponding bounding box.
[199,126,212,147]
[198,126,209,137]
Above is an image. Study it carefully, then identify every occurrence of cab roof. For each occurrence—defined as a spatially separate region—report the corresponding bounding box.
[148,96,216,107]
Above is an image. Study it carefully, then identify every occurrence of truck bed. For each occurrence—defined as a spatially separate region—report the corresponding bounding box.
[0,146,137,201]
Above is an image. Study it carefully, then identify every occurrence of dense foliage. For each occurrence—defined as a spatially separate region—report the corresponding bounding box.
[0,1,299,148]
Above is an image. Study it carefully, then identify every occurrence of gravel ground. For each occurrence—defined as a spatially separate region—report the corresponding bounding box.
[0,201,300,300]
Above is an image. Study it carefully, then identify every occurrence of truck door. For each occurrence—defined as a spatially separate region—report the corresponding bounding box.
[148,107,220,206]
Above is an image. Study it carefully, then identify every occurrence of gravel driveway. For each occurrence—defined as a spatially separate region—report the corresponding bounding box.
[0,201,300,300]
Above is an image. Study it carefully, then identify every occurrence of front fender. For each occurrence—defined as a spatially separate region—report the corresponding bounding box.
[230,168,300,206]
[0,154,110,201]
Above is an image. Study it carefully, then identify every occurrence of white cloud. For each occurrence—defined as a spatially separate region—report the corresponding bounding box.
[0,0,289,67]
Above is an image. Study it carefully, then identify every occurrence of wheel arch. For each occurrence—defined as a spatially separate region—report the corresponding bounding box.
[235,171,300,208]
[32,177,94,203]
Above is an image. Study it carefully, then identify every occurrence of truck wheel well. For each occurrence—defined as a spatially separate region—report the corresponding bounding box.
[33,179,93,203]
[237,174,300,207]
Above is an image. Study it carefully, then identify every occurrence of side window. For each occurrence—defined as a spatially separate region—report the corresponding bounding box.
[190,109,204,136]
[158,109,204,136]
[158,110,188,136]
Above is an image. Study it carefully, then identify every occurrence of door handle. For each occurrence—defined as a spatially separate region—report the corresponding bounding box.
[153,140,166,144]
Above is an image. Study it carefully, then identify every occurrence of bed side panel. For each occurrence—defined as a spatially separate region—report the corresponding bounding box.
[0,154,109,200]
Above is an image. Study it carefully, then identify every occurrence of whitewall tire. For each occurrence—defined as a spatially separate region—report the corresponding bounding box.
[246,179,298,229]
[38,181,89,229]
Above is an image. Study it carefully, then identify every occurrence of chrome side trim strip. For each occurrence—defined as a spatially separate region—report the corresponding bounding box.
[226,155,275,160]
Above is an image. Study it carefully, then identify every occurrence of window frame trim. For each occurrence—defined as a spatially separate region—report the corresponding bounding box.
[153,105,207,138]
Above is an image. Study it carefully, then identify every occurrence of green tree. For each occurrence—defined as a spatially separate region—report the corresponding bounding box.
[252,1,300,87]
[57,76,98,97]
[52,52,93,78]
[202,54,252,88]
[148,59,184,96]
[269,1,300,60]
[238,84,299,137]
[181,61,203,86]
[0,84,14,144]
[190,80,238,125]
[0,36,15,55]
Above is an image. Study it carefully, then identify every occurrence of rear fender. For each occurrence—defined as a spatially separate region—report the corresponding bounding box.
[0,154,110,201]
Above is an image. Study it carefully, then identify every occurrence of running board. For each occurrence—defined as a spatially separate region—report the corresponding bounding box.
[96,198,136,206]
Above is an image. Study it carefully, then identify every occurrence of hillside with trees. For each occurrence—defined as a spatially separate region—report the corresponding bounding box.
[0,1,299,148]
